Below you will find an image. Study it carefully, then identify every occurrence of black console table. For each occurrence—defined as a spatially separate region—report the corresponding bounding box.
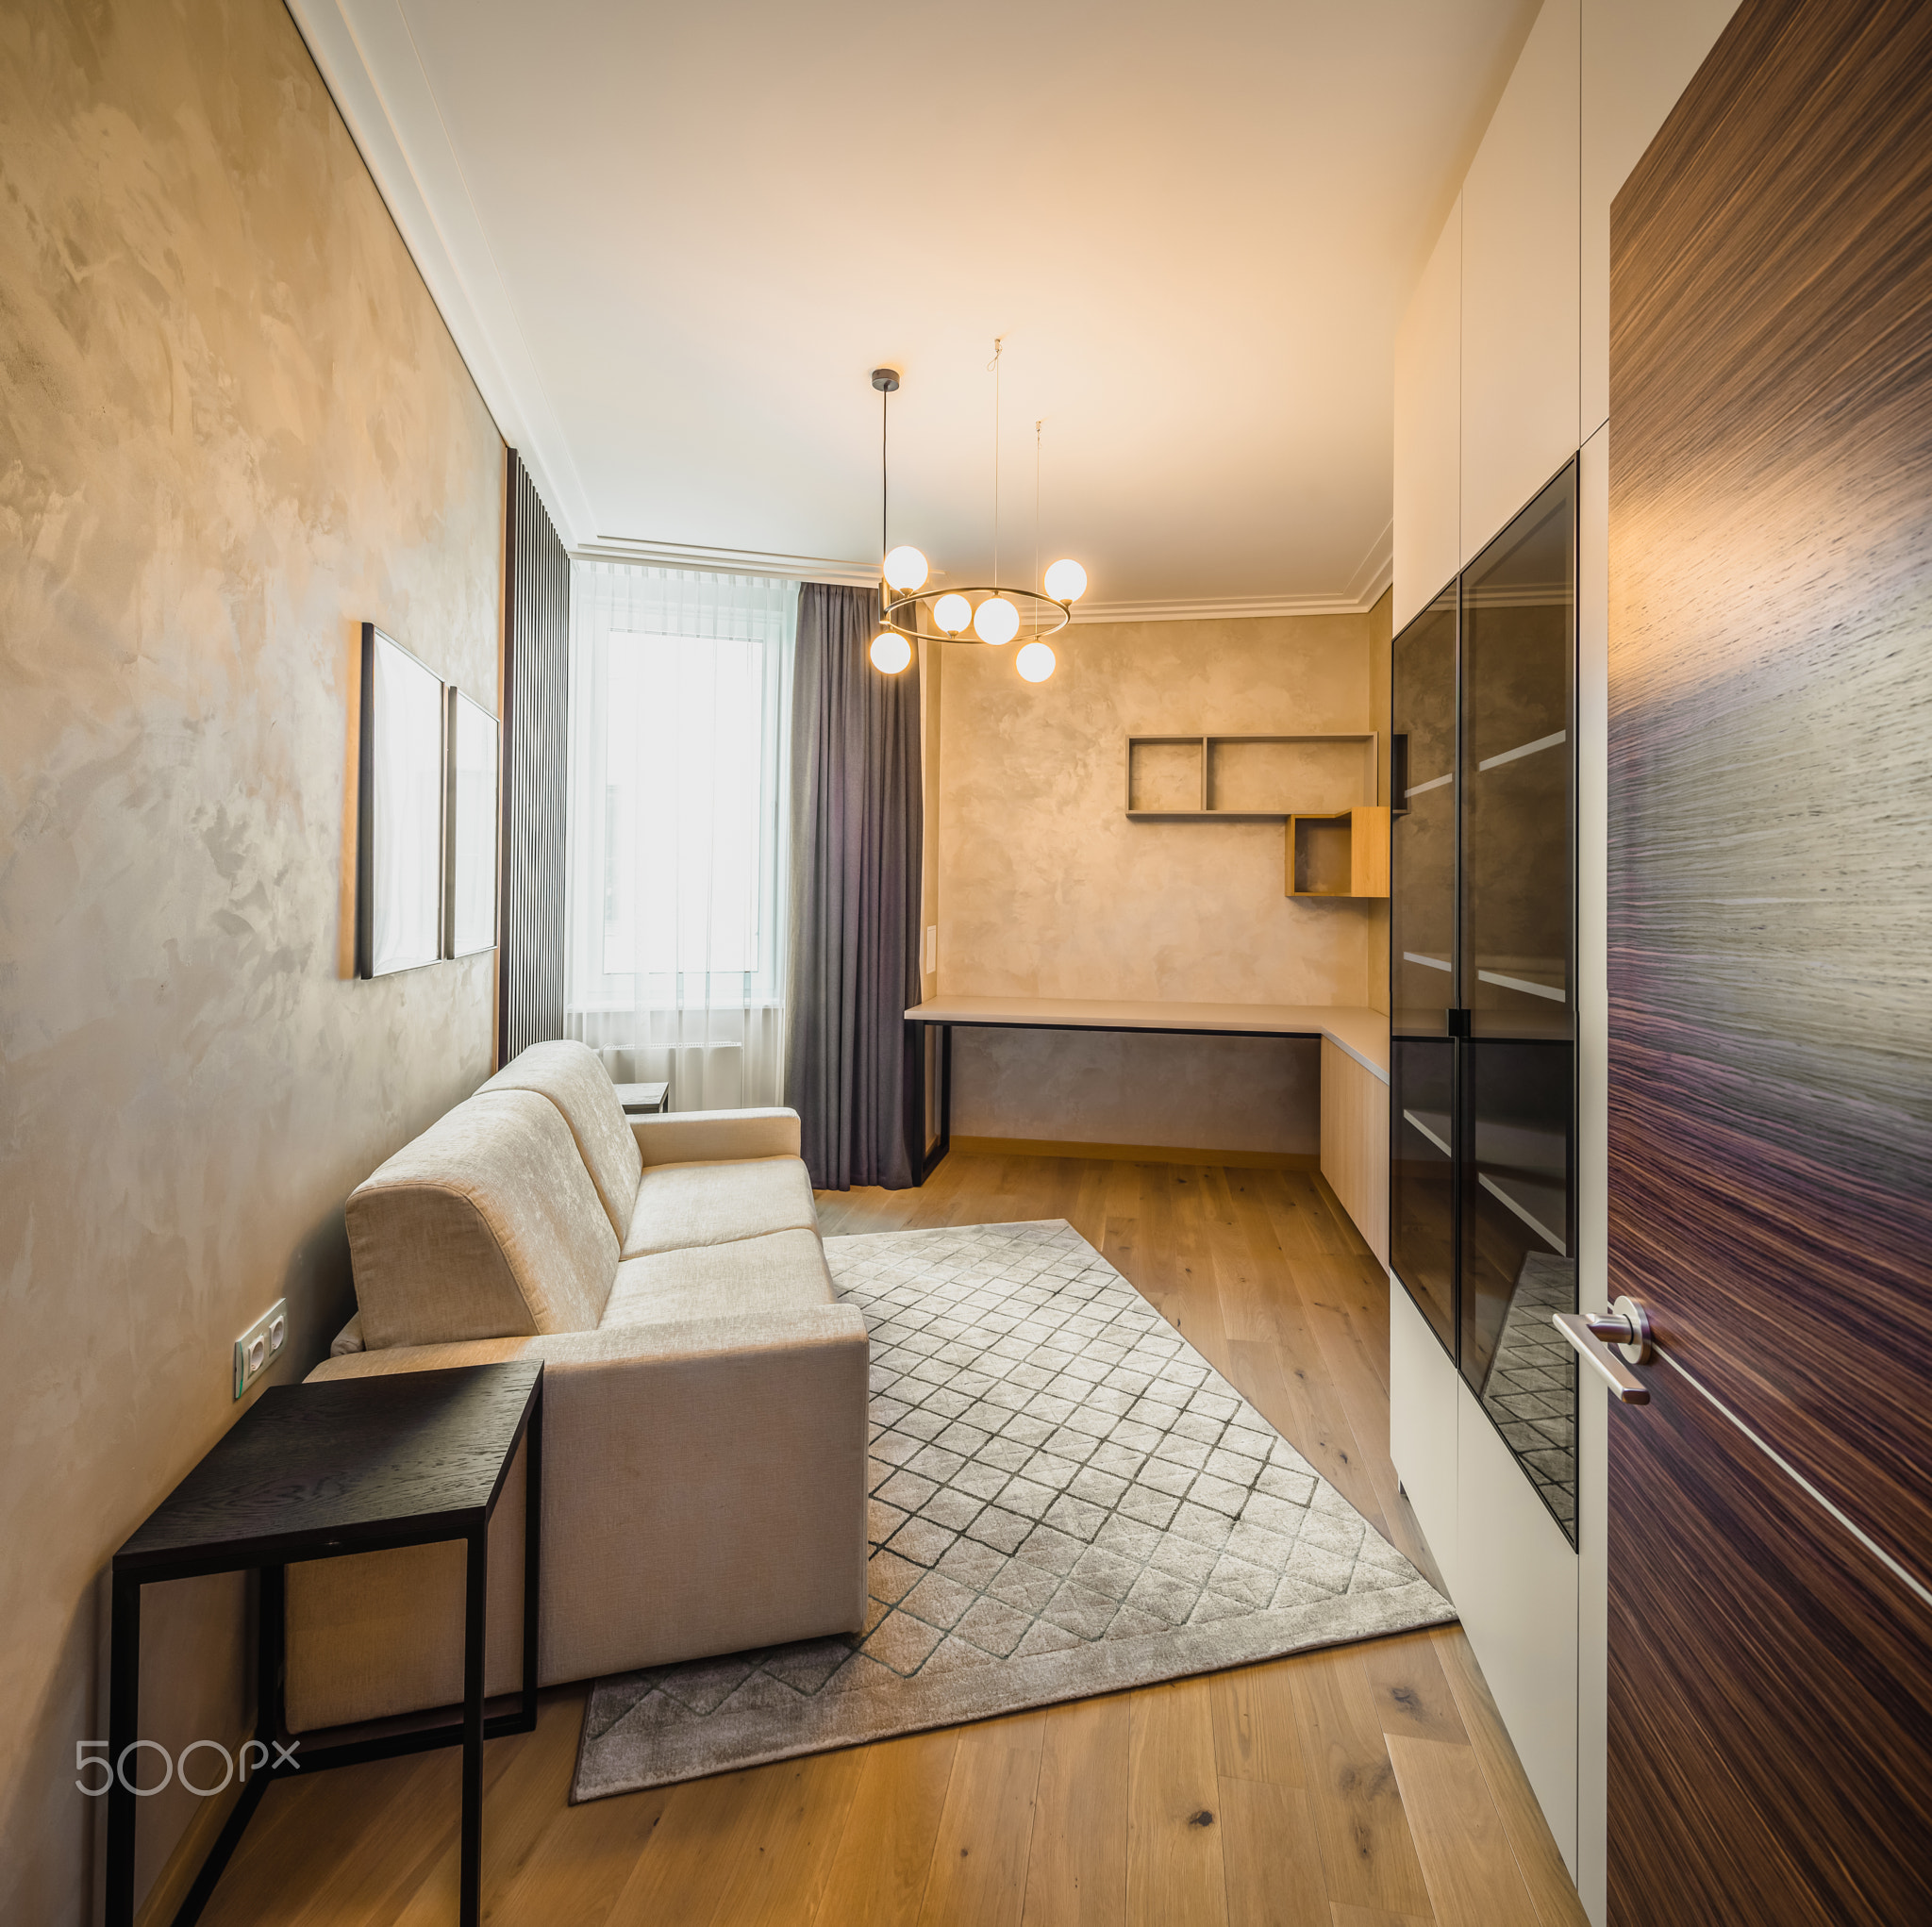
[108,1360,543,1927]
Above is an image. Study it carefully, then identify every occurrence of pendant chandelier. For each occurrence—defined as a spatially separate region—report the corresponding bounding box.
[867,340,1086,683]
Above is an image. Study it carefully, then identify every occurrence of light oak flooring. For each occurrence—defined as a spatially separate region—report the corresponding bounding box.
[195,1153,1588,1927]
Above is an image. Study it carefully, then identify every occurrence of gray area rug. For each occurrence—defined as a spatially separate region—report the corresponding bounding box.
[573,1220,1455,1802]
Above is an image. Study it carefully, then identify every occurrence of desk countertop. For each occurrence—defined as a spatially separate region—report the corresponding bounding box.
[905,995,1389,1082]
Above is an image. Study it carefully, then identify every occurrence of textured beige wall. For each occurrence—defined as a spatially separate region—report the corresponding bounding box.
[940,613,1377,1151]
[0,3,504,1918]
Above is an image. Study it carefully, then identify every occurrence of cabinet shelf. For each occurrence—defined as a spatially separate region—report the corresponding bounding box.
[1475,728,1568,772]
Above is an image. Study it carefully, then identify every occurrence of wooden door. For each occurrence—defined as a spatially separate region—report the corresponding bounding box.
[1607,2,1932,1920]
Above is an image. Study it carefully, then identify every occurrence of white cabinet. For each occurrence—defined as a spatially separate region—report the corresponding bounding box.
[1459,0,1581,564]
[1456,1377,1581,1874]
[1390,1279,1583,1875]
[1392,200,1461,629]
[1388,1280,1459,1597]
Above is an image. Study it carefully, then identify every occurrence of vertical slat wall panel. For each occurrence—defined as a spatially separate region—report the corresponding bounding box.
[498,448,570,1065]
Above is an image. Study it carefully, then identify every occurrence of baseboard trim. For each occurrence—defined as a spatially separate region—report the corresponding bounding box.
[948,1136,1319,1171]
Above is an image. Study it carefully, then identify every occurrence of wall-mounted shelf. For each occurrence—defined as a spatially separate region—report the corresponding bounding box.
[1124,733,1378,820]
[1287,806,1390,898]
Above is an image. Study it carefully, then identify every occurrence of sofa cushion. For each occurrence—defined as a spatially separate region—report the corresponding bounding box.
[347,1089,618,1349]
[622,1155,819,1258]
[480,1039,643,1242]
[601,1229,836,1328]
[631,1106,801,1167]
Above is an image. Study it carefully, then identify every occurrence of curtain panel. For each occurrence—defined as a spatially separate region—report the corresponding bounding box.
[784,583,924,1188]
[563,563,797,1109]
[500,449,570,1064]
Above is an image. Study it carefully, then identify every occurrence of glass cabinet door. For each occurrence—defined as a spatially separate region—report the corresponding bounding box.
[1460,465,1575,1042]
[1458,464,1578,1539]
[1390,584,1458,1353]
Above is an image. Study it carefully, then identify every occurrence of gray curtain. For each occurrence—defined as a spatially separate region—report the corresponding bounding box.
[499,448,569,1065]
[784,583,924,1188]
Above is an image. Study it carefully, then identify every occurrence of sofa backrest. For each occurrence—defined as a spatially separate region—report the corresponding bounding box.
[346,1088,619,1349]
[479,1039,642,1241]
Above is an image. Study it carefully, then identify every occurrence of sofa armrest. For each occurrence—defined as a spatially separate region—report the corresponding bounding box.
[299,1303,869,1690]
[629,1105,802,1166]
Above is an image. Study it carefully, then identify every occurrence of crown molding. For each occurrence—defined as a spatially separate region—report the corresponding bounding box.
[284,0,593,546]
[571,537,880,588]
[1069,522,1395,624]
[1070,587,1386,624]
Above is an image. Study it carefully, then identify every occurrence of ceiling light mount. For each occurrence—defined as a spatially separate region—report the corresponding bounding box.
[866,351,1083,683]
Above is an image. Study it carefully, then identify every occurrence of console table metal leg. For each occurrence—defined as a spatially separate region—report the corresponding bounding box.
[106,1570,141,1927]
[918,1023,953,1183]
[520,1399,542,1727]
[168,1565,279,1927]
[258,1562,285,1746]
[460,1525,488,1926]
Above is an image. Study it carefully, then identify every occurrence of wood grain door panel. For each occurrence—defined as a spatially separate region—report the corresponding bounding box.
[1609,0,1932,1549]
[1608,0,1932,1916]
[1607,1363,1932,1924]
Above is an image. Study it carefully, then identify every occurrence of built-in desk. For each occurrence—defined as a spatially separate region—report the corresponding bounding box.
[904,996,1390,1258]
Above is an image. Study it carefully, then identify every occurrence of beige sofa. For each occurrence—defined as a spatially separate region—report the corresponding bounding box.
[284,1040,868,1734]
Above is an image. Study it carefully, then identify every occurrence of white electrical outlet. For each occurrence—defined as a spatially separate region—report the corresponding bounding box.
[924,924,937,975]
[233,1297,290,1400]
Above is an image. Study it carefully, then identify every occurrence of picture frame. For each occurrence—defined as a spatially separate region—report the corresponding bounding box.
[444,686,500,958]
[356,623,446,978]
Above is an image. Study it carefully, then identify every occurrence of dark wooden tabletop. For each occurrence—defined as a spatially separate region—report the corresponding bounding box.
[114,1362,542,1573]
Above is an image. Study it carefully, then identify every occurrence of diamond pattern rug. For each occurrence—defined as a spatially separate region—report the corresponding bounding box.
[572,1220,1455,1802]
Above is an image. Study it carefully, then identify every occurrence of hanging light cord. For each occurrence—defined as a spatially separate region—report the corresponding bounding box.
[1034,419,1043,633]
[880,382,889,574]
[989,337,1004,590]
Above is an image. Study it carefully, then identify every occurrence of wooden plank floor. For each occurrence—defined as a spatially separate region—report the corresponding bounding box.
[194,1154,1587,1927]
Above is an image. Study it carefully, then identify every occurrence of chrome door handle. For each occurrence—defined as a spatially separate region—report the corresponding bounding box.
[1554,1296,1655,1404]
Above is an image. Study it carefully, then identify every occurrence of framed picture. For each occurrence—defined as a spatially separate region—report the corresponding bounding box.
[444,687,500,957]
[357,624,445,978]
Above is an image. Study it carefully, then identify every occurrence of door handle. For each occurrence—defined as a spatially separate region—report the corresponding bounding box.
[1554,1296,1655,1404]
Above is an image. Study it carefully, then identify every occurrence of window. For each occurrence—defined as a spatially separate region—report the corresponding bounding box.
[564,565,796,1109]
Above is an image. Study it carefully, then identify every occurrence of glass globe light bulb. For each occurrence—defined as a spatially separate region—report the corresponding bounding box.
[882,545,929,593]
[869,630,912,674]
[1016,640,1057,683]
[931,591,972,635]
[1043,557,1088,604]
[973,594,1021,646]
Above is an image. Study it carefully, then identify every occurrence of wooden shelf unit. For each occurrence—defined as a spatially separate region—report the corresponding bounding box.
[1287,806,1391,899]
[1124,733,1379,821]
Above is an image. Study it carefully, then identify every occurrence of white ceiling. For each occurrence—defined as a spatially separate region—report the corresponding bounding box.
[292,0,1535,617]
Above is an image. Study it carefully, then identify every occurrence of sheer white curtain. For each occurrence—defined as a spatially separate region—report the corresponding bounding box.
[564,564,797,1110]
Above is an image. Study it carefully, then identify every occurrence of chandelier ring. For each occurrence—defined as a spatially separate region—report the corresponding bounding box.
[879,586,1074,643]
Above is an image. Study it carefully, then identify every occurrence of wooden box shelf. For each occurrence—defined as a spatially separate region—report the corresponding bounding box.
[1287,806,1390,898]
[1124,733,1378,820]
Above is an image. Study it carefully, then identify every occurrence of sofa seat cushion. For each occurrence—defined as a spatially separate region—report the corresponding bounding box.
[622,1155,819,1258]
[601,1229,836,1328]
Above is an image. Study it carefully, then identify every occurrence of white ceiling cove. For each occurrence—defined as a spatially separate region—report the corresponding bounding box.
[291,0,1535,617]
